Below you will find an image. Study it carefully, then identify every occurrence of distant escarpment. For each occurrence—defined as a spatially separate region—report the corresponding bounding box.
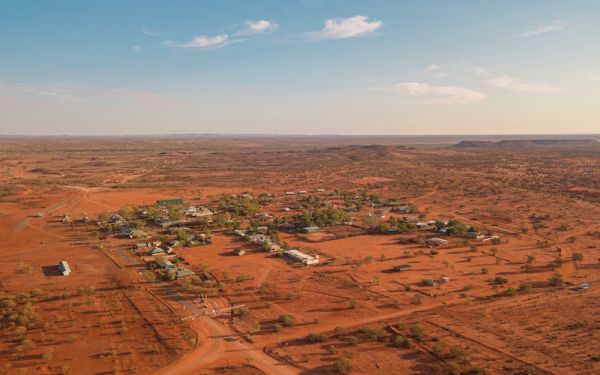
[453,139,599,149]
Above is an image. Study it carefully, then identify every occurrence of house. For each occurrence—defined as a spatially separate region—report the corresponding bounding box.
[465,231,484,240]
[233,229,247,238]
[232,248,246,256]
[426,237,449,247]
[247,233,271,244]
[302,226,320,233]
[110,214,125,224]
[150,247,165,256]
[284,249,319,265]
[57,261,71,276]
[439,276,450,283]
[267,244,282,252]
[156,258,175,270]
[156,199,184,206]
[285,191,296,195]
[482,235,500,242]
[188,207,213,217]
[128,229,148,239]
[393,264,412,272]
[278,223,295,231]
[176,268,196,279]
[298,190,307,194]
[316,188,325,193]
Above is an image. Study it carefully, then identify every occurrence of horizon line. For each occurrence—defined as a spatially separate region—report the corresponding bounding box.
[1,133,600,138]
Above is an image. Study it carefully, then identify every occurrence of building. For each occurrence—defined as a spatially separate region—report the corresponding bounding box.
[233,229,247,238]
[150,247,165,256]
[284,249,319,265]
[57,261,71,276]
[156,199,184,206]
[128,229,148,239]
[393,264,413,272]
[247,233,271,244]
[465,231,484,240]
[302,226,320,233]
[176,269,196,279]
[267,244,282,252]
[232,248,246,256]
[426,237,449,246]
[156,258,175,270]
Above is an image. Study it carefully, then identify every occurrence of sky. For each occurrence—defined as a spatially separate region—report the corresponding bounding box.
[1,0,599,136]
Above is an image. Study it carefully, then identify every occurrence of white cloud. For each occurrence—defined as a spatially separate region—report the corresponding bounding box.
[486,75,564,94]
[142,27,161,37]
[309,15,382,40]
[163,34,231,49]
[426,64,441,72]
[393,82,486,104]
[132,45,142,52]
[239,20,278,35]
[515,20,566,38]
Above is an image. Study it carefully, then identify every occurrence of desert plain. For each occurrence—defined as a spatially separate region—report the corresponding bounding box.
[1,135,599,375]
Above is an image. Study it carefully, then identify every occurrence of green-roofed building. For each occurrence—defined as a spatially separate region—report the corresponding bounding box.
[156,199,184,206]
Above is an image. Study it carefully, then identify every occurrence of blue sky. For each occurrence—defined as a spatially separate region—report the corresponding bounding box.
[1,0,599,135]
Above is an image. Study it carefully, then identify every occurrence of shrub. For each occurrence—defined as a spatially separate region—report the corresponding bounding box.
[394,335,414,349]
[409,324,425,340]
[549,273,564,287]
[279,314,296,327]
[345,336,359,346]
[448,346,469,359]
[334,357,352,374]
[519,283,532,293]
[334,326,348,337]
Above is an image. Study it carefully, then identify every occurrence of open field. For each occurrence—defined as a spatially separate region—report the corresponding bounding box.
[1,136,600,375]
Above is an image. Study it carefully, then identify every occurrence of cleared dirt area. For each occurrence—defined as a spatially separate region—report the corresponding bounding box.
[1,136,599,374]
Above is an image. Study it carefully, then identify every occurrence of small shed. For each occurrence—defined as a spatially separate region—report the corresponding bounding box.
[156,258,175,270]
[156,199,184,206]
[232,248,246,256]
[57,261,71,276]
[426,237,449,247]
[176,269,196,279]
[393,264,413,272]
[302,226,320,233]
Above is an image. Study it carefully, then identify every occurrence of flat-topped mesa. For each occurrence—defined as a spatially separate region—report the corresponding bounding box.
[453,139,599,148]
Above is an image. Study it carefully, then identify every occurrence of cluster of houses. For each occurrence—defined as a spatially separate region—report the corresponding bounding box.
[133,241,196,279]
[232,228,319,265]
[233,229,281,252]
